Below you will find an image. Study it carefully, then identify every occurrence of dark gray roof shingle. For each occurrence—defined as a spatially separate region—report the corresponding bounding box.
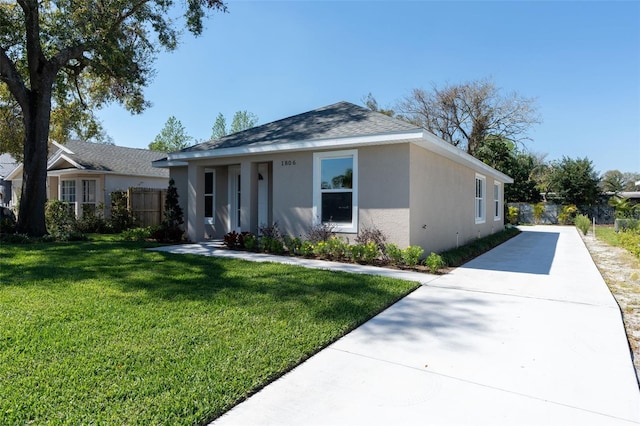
[182,101,420,153]
[52,140,169,178]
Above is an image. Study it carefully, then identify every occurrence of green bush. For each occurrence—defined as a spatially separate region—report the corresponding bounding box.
[558,204,578,225]
[45,200,85,241]
[121,226,155,241]
[425,252,445,273]
[76,202,110,233]
[261,235,284,254]
[284,235,303,255]
[507,206,519,225]
[349,244,366,263]
[385,243,404,266]
[243,233,258,251]
[574,214,591,236]
[325,237,349,260]
[402,245,424,267]
[300,240,315,257]
[533,202,545,224]
[110,191,136,232]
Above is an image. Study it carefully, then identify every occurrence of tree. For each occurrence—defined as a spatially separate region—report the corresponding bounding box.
[148,116,192,152]
[210,110,258,139]
[397,78,540,156]
[210,112,227,140]
[475,136,541,203]
[600,170,625,193]
[362,93,395,117]
[230,110,258,134]
[622,172,640,191]
[547,157,600,206]
[0,0,227,236]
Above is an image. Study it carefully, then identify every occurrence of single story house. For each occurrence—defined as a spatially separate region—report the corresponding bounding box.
[153,101,513,254]
[7,139,169,217]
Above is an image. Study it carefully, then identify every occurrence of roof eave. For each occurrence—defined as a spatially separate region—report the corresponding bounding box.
[167,129,425,161]
[416,132,514,184]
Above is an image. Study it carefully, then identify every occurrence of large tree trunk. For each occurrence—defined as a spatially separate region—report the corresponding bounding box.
[15,89,52,237]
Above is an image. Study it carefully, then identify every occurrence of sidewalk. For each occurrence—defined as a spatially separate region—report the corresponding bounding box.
[155,226,640,425]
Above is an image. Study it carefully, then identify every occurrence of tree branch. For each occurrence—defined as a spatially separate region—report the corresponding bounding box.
[0,46,28,111]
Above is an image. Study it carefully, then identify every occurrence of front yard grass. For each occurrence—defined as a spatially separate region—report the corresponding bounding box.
[0,238,417,425]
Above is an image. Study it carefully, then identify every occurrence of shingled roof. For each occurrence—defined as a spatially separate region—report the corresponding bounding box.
[50,140,168,178]
[182,101,421,153]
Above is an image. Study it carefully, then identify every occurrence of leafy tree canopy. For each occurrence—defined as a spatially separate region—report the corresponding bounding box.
[0,0,227,236]
[148,116,192,152]
[600,170,626,193]
[210,110,258,139]
[547,156,601,206]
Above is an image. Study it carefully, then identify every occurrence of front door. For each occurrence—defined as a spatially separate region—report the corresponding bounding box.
[229,166,241,232]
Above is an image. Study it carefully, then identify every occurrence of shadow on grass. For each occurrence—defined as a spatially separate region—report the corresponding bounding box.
[0,240,415,325]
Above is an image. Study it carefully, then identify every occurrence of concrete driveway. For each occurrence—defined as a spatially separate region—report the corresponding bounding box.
[163,226,640,425]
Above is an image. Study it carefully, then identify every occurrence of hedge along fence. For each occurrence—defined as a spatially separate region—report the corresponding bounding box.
[507,203,615,225]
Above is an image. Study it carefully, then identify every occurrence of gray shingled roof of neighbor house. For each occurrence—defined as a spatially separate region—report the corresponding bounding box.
[0,154,18,178]
[181,101,421,153]
[52,140,169,178]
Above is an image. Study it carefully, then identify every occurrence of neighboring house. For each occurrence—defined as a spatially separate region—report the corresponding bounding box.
[0,153,18,207]
[153,101,513,253]
[7,140,169,217]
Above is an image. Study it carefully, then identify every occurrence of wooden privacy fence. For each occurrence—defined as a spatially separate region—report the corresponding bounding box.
[128,187,166,227]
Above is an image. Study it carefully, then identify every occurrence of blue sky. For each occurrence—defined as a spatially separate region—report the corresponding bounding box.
[97,1,640,175]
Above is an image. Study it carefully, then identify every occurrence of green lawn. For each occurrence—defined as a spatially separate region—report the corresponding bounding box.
[0,238,417,425]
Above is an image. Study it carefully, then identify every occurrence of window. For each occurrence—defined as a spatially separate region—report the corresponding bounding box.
[494,182,501,221]
[313,150,358,233]
[81,180,97,216]
[475,174,485,224]
[204,170,215,219]
[61,180,76,203]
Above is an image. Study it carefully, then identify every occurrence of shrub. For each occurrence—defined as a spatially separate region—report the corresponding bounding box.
[385,243,404,266]
[326,237,349,260]
[558,204,578,225]
[355,225,387,253]
[349,244,366,263]
[284,235,303,255]
[45,200,81,240]
[300,240,315,257]
[306,221,336,243]
[425,252,446,273]
[243,233,258,251]
[362,241,380,264]
[533,202,545,224]
[121,226,155,241]
[110,191,135,232]
[224,231,244,249]
[507,206,519,225]
[76,203,110,233]
[313,241,329,258]
[0,217,16,234]
[574,214,591,236]
[402,245,424,267]
[261,236,284,254]
[258,222,283,242]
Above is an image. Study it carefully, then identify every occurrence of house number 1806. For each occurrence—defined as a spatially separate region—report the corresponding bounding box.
[281,160,296,166]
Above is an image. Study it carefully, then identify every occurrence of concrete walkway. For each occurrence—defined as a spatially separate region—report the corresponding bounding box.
[153,226,640,425]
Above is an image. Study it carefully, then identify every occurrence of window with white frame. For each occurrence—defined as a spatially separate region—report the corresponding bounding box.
[81,180,97,216]
[494,182,501,221]
[475,174,486,224]
[204,170,215,220]
[61,180,76,203]
[313,150,358,233]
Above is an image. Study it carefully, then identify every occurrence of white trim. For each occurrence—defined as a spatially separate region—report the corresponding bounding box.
[204,169,216,224]
[312,149,358,233]
[493,181,502,221]
[475,174,486,224]
[228,166,241,233]
[48,153,85,171]
[168,130,424,161]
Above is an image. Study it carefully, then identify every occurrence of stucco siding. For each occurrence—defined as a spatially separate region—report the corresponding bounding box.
[408,143,506,253]
[272,151,314,238]
[357,144,411,248]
